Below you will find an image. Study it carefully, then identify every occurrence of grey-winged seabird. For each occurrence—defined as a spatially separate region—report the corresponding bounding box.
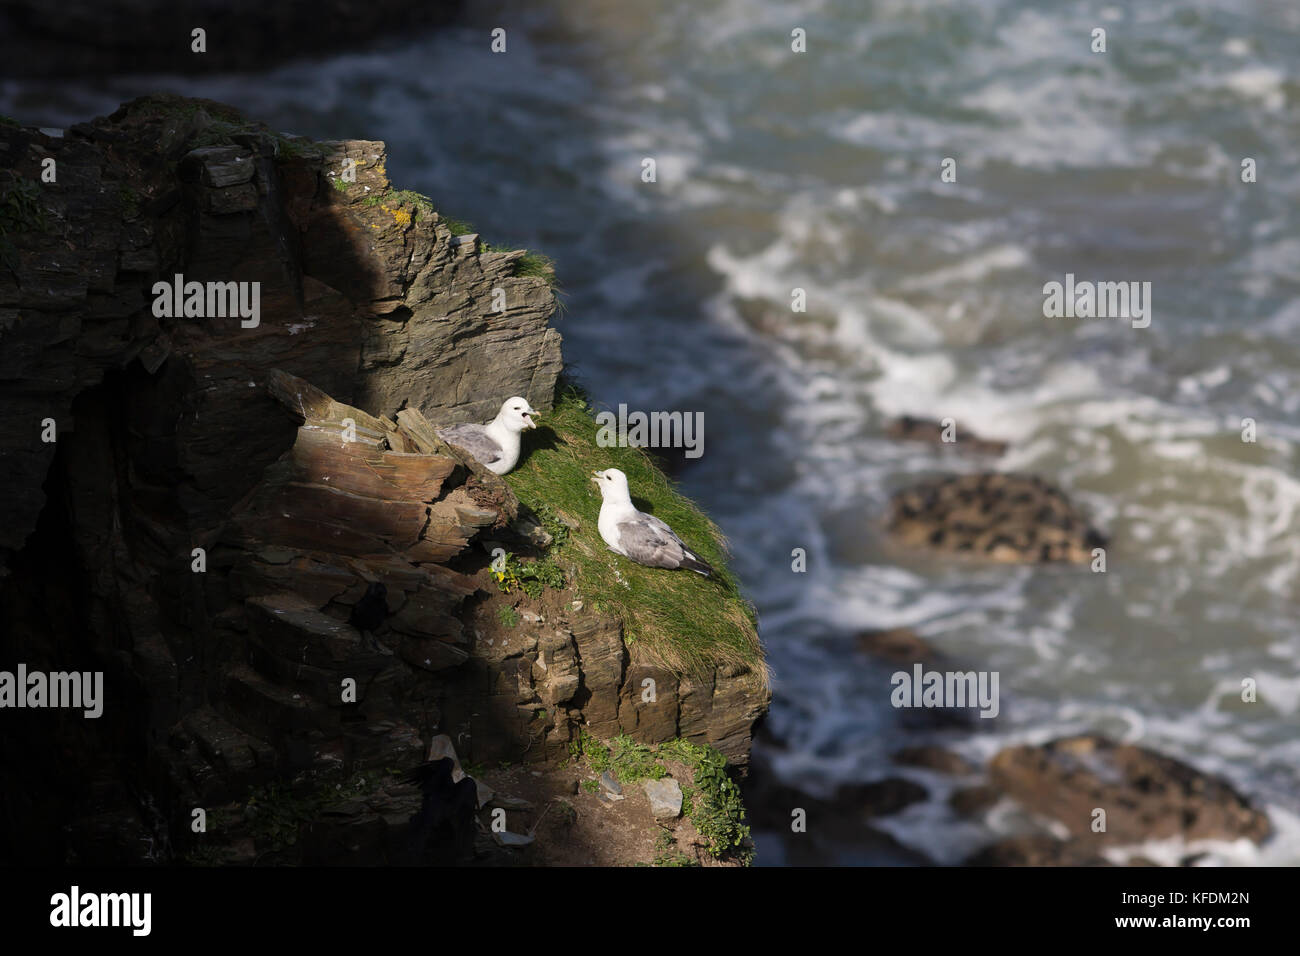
[436,397,538,475]
[592,468,713,576]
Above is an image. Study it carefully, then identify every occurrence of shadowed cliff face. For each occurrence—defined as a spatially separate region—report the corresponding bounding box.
[0,95,767,865]
[0,1,465,78]
[0,94,563,576]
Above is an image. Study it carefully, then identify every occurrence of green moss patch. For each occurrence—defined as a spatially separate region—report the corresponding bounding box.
[569,732,753,863]
[0,172,47,275]
[569,731,666,784]
[513,250,555,282]
[490,549,566,597]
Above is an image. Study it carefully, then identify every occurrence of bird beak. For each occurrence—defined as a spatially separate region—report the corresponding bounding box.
[523,414,536,429]
[591,470,603,484]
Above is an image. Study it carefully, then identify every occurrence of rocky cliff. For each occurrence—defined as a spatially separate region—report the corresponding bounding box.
[0,95,767,866]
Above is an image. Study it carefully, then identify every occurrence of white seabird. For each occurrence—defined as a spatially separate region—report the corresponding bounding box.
[592,468,713,576]
[436,397,539,475]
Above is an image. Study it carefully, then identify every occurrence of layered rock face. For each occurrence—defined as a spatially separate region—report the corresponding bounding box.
[0,96,764,864]
[0,95,561,574]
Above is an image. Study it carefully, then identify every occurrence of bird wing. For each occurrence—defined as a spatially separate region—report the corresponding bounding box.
[436,423,504,468]
[615,515,687,569]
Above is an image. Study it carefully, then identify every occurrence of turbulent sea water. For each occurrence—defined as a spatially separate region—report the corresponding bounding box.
[6,0,1299,864]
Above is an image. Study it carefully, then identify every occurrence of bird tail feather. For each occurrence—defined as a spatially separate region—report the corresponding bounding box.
[680,551,713,577]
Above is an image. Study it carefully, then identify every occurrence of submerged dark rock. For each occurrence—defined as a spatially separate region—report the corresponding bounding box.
[886,472,1107,564]
[987,734,1271,847]
[948,784,1000,818]
[833,777,928,818]
[891,746,976,776]
[966,834,1112,867]
[885,415,1008,456]
[855,628,944,667]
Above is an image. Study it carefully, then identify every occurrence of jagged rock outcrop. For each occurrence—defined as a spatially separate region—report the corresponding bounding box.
[0,96,764,865]
[0,94,561,574]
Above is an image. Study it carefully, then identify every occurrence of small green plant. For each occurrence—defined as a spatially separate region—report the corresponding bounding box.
[244,783,311,850]
[658,739,751,862]
[514,250,555,281]
[440,215,475,235]
[531,502,571,548]
[569,732,752,863]
[420,211,559,287]
[391,190,432,212]
[570,731,665,784]
[360,188,434,223]
[330,176,348,193]
[491,550,566,598]
[572,730,611,774]
[497,605,520,628]
[242,771,390,856]
[652,830,698,867]
[581,779,600,794]
[0,173,47,275]
[184,843,227,867]
[522,559,566,596]
[117,185,141,218]
[608,734,666,783]
[273,135,319,162]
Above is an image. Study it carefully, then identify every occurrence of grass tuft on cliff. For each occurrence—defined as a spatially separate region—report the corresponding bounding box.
[569,732,753,863]
[505,382,763,682]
